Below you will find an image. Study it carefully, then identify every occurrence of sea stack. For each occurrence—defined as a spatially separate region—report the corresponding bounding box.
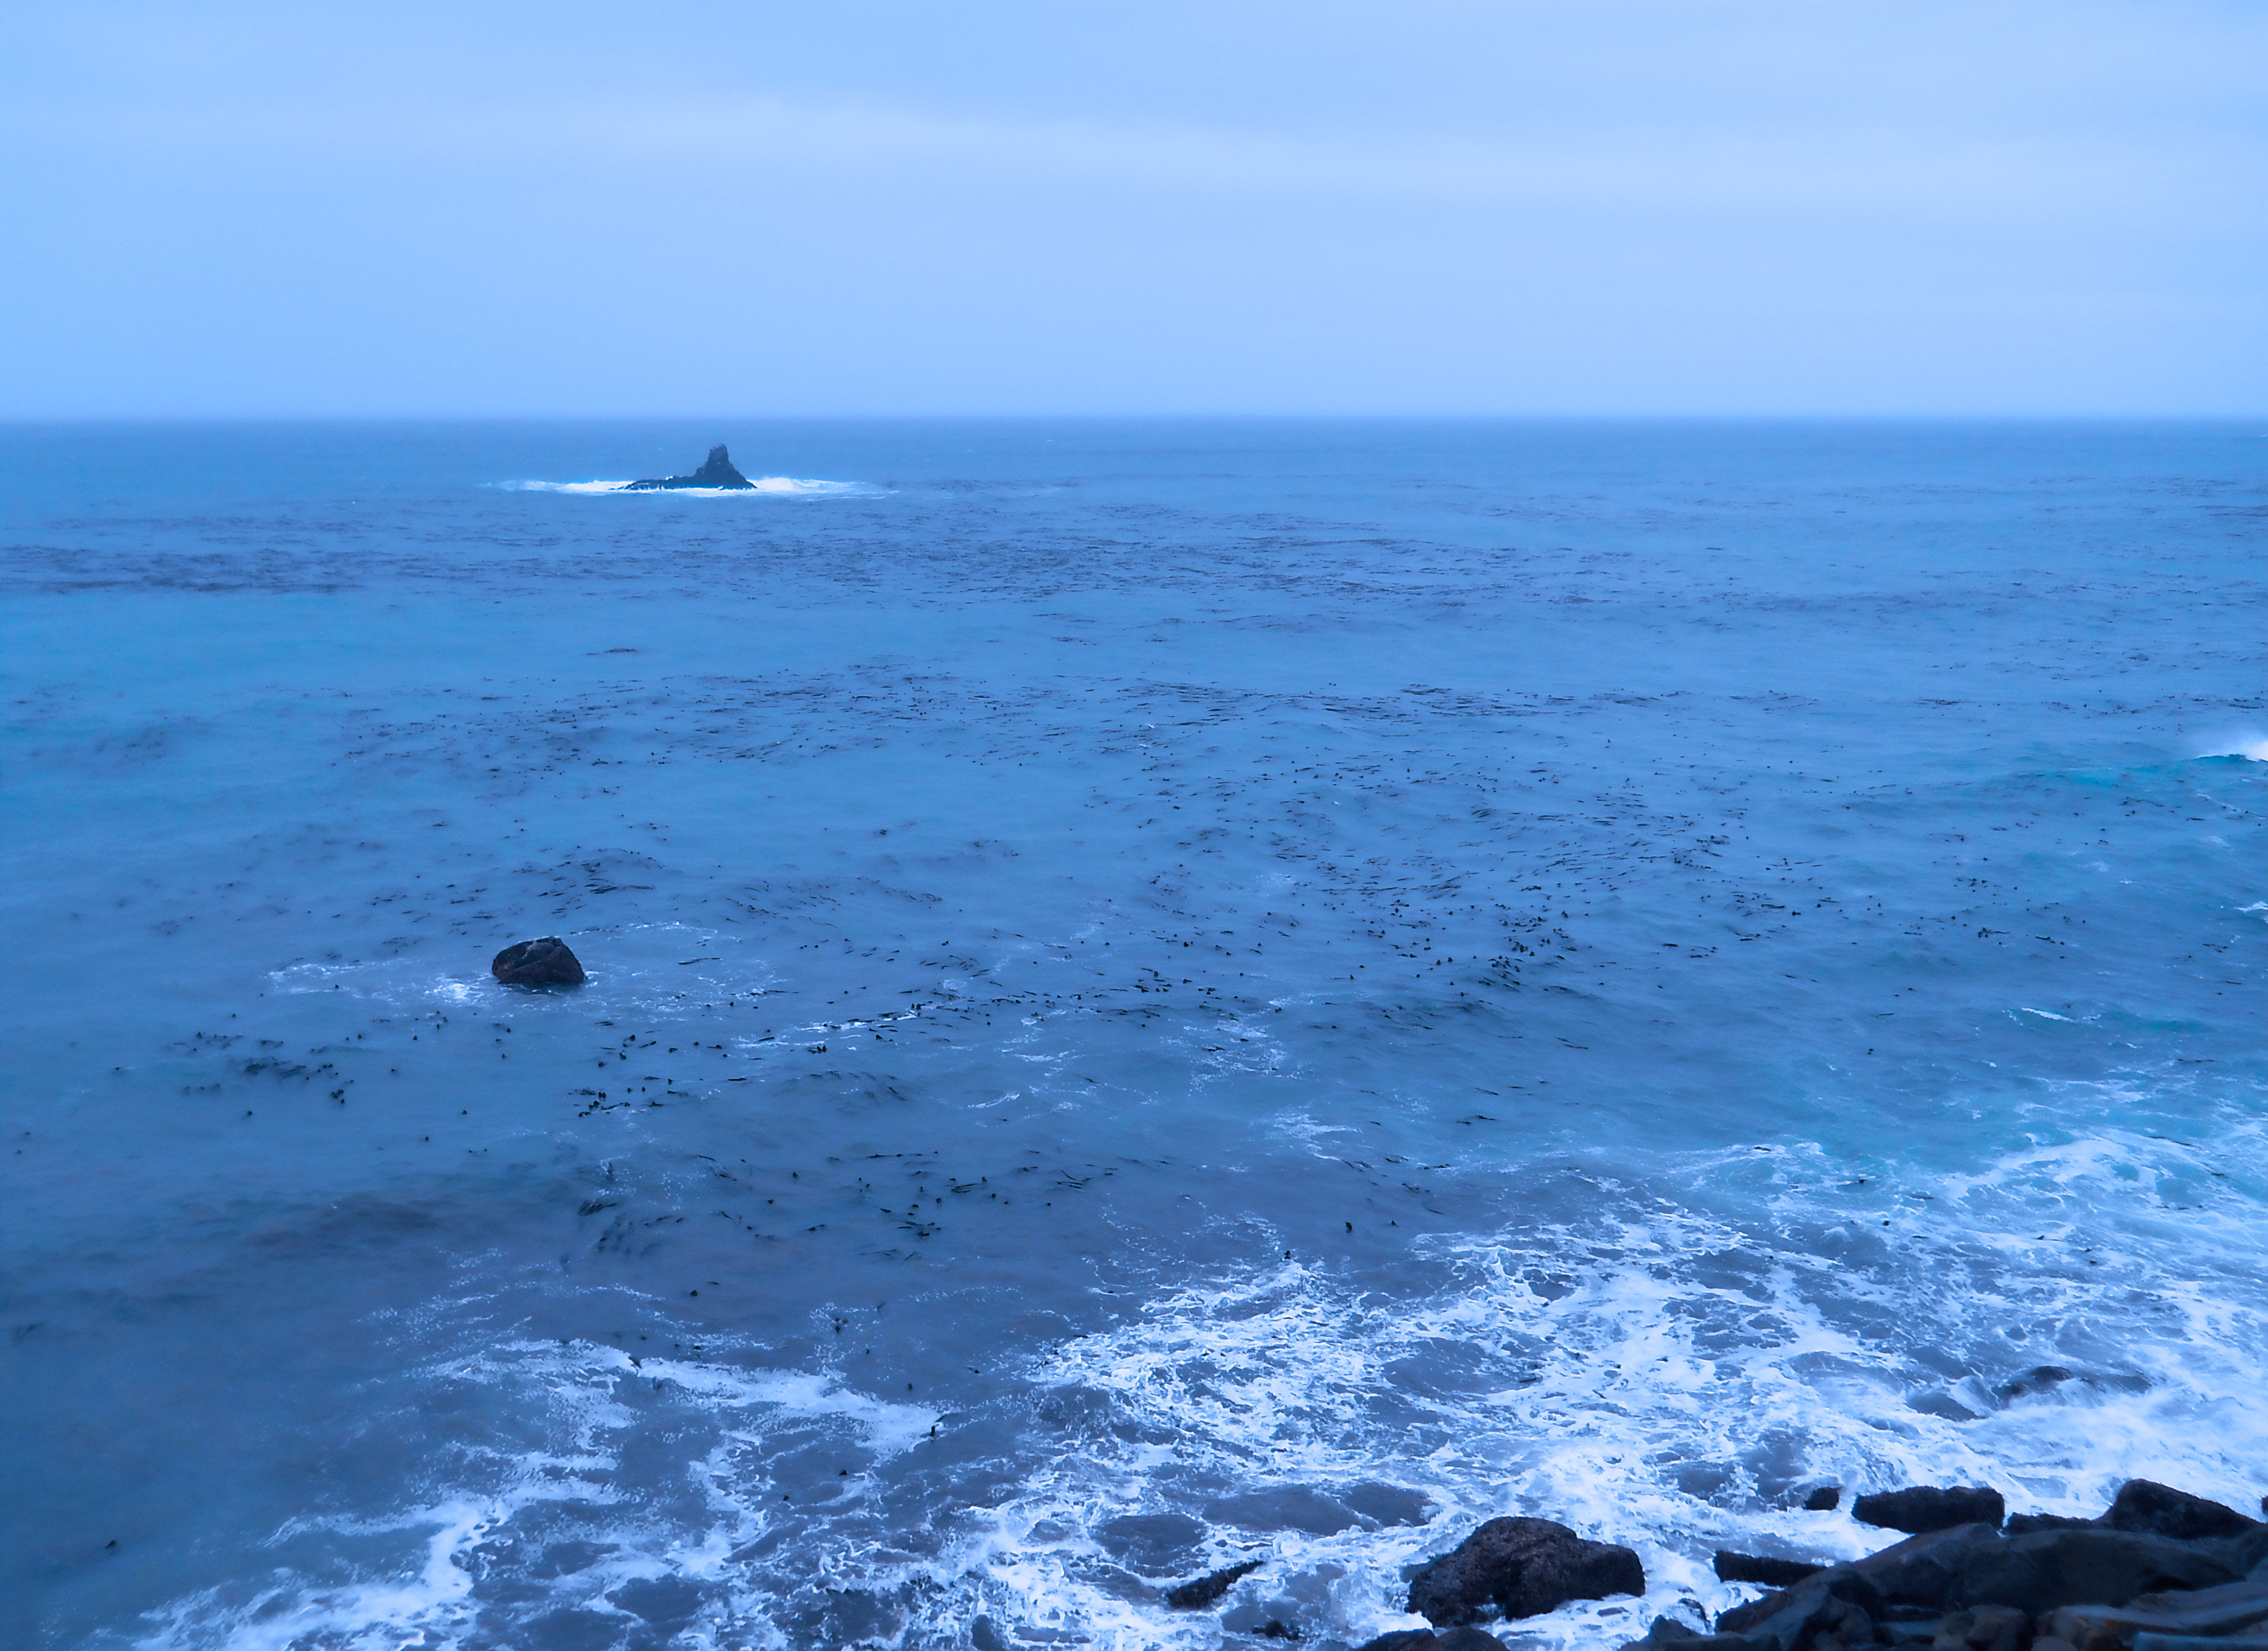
[619,444,755,491]
[491,937,587,985]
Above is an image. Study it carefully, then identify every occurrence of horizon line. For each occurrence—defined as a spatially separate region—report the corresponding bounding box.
[5,410,2265,426]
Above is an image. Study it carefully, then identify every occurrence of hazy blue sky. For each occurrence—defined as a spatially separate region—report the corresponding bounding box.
[4,1,2261,416]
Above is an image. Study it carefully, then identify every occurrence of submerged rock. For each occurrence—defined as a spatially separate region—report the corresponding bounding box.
[1854,1487,2007,1535]
[619,444,755,491]
[1407,1516,1644,1626]
[1994,1365,2077,1401]
[491,936,586,986]
[1162,1559,1263,1609]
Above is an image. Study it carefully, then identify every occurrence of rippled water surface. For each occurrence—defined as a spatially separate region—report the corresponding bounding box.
[3,420,2263,1651]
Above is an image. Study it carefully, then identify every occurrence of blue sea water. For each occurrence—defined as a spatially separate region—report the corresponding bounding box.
[2,419,2263,1651]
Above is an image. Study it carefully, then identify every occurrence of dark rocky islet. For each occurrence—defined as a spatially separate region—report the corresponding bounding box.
[490,935,586,985]
[617,444,756,491]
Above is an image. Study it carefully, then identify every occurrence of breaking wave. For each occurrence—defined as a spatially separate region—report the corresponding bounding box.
[115,1118,2268,1651]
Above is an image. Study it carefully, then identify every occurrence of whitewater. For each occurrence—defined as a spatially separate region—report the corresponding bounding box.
[1,419,2261,1651]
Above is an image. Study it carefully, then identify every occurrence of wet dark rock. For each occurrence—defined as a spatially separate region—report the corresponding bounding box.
[1716,1552,1827,1587]
[1959,1528,2238,1615]
[2106,1481,2262,1543]
[1356,1631,1509,1651]
[1994,1367,2150,1406]
[1259,1621,1301,1640]
[2226,1525,2268,1577]
[1162,1558,1263,1609]
[1855,1487,2007,1535]
[1995,1366,2078,1402]
[1726,1576,1884,1651]
[1849,1525,2006,1608]
[492,935,586,986]
[1715,1592,1792,1636]
[1407,1516,1645,1626]
[1877,1616,1942,1643]
[1931,1603,2031,1651]
[1722,1523,1996,1636]
[1716,1568,1884,1644]
[2004,1514,2099,1536]
[2044,1576,2268,1651]
[619,444,756,491]
[1805,1487,1843,1512]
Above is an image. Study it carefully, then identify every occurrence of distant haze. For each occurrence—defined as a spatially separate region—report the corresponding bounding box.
[3,0,2261,416]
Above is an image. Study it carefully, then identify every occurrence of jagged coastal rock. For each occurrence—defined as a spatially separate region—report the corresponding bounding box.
[1149,1476,2264,1651]
[1616,1478,2267,1651]
[1164,1560,1266,1609]
[617,444,756,491]
[490,936,586,985]
[1408,1517,1647,1627]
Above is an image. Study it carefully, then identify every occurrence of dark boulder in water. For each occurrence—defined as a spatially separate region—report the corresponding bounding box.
[619,444,755,491]
[1407,1516,1645,1626]
[491,936,586,986]
[1356,1631,1510,1651]
[1854,1486,2006,1535]
[1162,1560,1263,1609]
[1995,1365,2077,1402]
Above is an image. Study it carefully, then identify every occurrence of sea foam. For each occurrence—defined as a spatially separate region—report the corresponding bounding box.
[497,476,872,496]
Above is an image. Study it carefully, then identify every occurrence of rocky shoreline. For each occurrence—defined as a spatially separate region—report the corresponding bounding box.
[1168,1479,2268,1651]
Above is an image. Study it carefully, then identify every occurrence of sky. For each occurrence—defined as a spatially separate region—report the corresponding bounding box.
[2,1,2262,417]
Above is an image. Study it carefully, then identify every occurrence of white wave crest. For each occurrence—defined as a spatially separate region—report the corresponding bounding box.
[128,1342,937,1651]
[946,1125,2268,1649]
[118,1121,2268,1651]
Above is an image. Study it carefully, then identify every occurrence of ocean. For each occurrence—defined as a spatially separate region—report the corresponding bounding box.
[2,419,2262,1651]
